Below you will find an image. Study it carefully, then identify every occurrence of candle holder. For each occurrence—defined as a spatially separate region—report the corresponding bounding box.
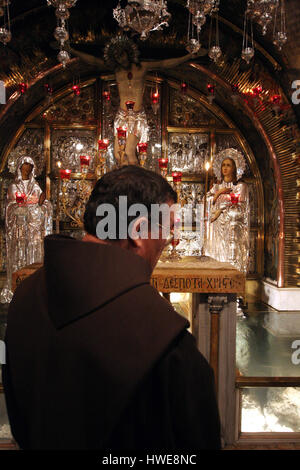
[59,169,71,206]
[172,171,182,204]
[137,142,148,167]
[102,90,111,106]
[270,94,282,117]
[58,169,84,228]
[151,90,160,114]
[207,84,215,104]
[59,169,71,181]
[180,82,188,104]
[79,155,90,176]
[164,217,182,262]
[18,83,28,95]
[117,127,127,167]
[180,82,188,95]
[158,158,168,179]
[56,162,93,231]
[97,139,109,177]
[72,84,80,97]
[59,169,71,222]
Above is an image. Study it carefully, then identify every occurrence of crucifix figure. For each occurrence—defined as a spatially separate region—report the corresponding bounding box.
[69,35,206,166]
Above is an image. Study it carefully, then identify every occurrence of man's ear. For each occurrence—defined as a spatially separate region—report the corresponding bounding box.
[128,216,149,245]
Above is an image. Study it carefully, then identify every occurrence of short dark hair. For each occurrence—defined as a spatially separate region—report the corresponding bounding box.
[84,165,177,238]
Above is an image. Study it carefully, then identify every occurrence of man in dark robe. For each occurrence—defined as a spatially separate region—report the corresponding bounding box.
[2,165,221,450]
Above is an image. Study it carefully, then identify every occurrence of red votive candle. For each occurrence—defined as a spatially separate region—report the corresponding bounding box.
[117,127,127,139]
[137,142,148,153]
[252,85,262,96]
[60,169,71,180]
[15,192,26,204]
[271,94,281,105]
[158,158,168,169]
[102,90,111,102]
[180,82,188,94]
[18,83,28,95]
[172,171,182,183]
[151,91,160,104]
[44,83,53,95]
[80,155,90,166]
[125,100,135,111]
[98,139,109,151]
[72,84,80,96]
[230,193,240,205]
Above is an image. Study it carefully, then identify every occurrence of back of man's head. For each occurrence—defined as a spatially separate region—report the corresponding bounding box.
[84,165,177,240]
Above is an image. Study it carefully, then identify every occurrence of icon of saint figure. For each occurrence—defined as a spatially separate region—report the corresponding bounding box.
[205,149,250,274]
[69,34,206,166]
[0,156,53,303]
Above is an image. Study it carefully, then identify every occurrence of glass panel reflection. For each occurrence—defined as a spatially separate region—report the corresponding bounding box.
[236,307,300,377]
[241,387,300,433]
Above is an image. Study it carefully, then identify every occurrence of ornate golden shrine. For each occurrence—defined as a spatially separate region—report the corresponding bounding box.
[0,74,264,285]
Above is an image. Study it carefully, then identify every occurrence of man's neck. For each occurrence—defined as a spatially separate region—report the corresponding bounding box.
[82,233,107,245]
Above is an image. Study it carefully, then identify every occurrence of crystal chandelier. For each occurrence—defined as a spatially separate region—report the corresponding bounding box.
[186,0,220,34]
[113,0,171,41]
[0,0,11,45]
[242,7,254,64]
[47,0,78,67]
[273,0,287,50]
[208,10,221,63]
[186,9,201,53]
[247,0,279,36]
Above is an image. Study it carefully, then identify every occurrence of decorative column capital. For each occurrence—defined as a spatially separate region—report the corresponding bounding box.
[208,295,228,315]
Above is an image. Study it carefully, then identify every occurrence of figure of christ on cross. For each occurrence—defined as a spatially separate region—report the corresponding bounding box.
[69,35,206,166]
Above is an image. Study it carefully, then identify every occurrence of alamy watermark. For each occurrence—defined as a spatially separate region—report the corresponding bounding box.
[291,81,300,105]
[291,340,300,365]
[0,81,5,105]
[95,196,205,240]
[0,340,5,365]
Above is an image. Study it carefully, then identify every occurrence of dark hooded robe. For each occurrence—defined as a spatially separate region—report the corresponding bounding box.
[3,235,221,450]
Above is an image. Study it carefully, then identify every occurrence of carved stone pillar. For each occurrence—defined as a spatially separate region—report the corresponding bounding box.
[208,295,227,392]
[193,293,238,446]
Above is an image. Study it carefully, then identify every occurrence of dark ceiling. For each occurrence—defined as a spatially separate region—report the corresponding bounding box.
[1,0,300,117]
[1,1,298,66]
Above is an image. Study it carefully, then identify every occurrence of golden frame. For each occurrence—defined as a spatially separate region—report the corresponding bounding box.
[0,74,264,279]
